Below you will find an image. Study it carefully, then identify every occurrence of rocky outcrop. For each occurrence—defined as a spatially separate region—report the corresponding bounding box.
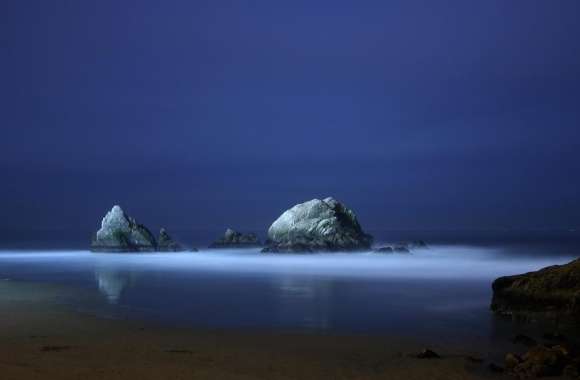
[91,205,156,252]
[209,228,261,248]
[374,244,411,254]
[491,258,580,322]
[157,228,185,252]
[262,197,372,253]
[373,241,427,254]
[503,343,579,378]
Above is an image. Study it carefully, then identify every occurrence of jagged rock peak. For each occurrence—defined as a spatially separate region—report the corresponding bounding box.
[91,205,156,252]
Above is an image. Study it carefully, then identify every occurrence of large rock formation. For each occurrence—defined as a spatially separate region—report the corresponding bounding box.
[157,228,185,252]
[263,197,372,252]
[491,258,580,322]
[91,205,157,252]
[209,228,261,248]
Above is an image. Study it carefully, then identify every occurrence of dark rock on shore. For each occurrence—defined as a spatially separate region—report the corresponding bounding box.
[262,197,373,253]
[157,228,185,252]
[91,206,157,252]
[209,228,261,248]
[505,344,572,378]
[490,258,580,322]
[415,348,440,359]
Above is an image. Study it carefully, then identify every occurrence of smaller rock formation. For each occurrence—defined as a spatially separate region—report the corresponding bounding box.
[373,244,411,254]
[209,228,261,248]
[491,258,580,322]
[157,228,185,252]
[91,205,156,252]
[415,348,441,359]
[409,240,428,248]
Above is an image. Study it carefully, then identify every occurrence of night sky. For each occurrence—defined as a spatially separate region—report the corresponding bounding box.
[1,1,579,234]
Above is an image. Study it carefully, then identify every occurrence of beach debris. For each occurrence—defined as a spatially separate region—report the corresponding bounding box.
[416,348,441,359]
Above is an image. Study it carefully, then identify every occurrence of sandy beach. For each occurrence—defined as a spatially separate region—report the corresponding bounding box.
[0,279,504,380]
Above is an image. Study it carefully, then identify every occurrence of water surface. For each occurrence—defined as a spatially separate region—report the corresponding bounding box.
[0,244,576,349]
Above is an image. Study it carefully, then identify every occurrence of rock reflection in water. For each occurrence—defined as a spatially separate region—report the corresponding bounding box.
[275,276,332,330]
[94,268,135,303]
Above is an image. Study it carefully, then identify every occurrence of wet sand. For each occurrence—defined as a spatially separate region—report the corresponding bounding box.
[0,280,504,380]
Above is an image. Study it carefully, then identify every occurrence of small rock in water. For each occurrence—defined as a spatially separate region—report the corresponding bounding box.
[373,243,412,254]
[373,246,394,253]
[209,228,261,248]
[409,240,428,248]
[416,349,440,359]
[392,244,410,253]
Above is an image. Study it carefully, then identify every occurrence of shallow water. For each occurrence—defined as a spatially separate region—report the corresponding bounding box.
[0,245,576,348]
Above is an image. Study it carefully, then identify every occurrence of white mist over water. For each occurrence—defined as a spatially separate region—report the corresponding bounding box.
[0,245,571,280]
[0,245,576,339]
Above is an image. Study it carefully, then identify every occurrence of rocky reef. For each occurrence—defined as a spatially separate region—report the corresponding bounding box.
[91,205,157,252]
[209,228,261,248]
[157,228,185,252]
[491,258,580,322]
[486,332,580,379]
[262,197,373,253]
[373,240,427,254]
[91,206,190,252]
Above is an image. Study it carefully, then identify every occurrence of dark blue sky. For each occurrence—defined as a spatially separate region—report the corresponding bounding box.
[1,1,579,233]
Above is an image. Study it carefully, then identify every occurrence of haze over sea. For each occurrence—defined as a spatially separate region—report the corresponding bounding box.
[1,229,578,351]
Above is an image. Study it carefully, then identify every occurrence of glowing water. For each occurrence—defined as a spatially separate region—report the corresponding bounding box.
[0,246,576,344]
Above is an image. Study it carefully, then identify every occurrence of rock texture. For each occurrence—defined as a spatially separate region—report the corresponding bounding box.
[504,344,578,378]
[157,228,185,252]
[263,197,372,252]
[373,241,427,254]
[374,244,411,254]
[209,228,261,248]
[91,205,157,252]
[491,258,580,322]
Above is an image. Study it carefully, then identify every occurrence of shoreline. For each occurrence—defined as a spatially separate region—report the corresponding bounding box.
[0,279,503,380]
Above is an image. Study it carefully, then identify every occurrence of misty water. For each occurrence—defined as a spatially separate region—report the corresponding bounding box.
[1,235,579,350]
